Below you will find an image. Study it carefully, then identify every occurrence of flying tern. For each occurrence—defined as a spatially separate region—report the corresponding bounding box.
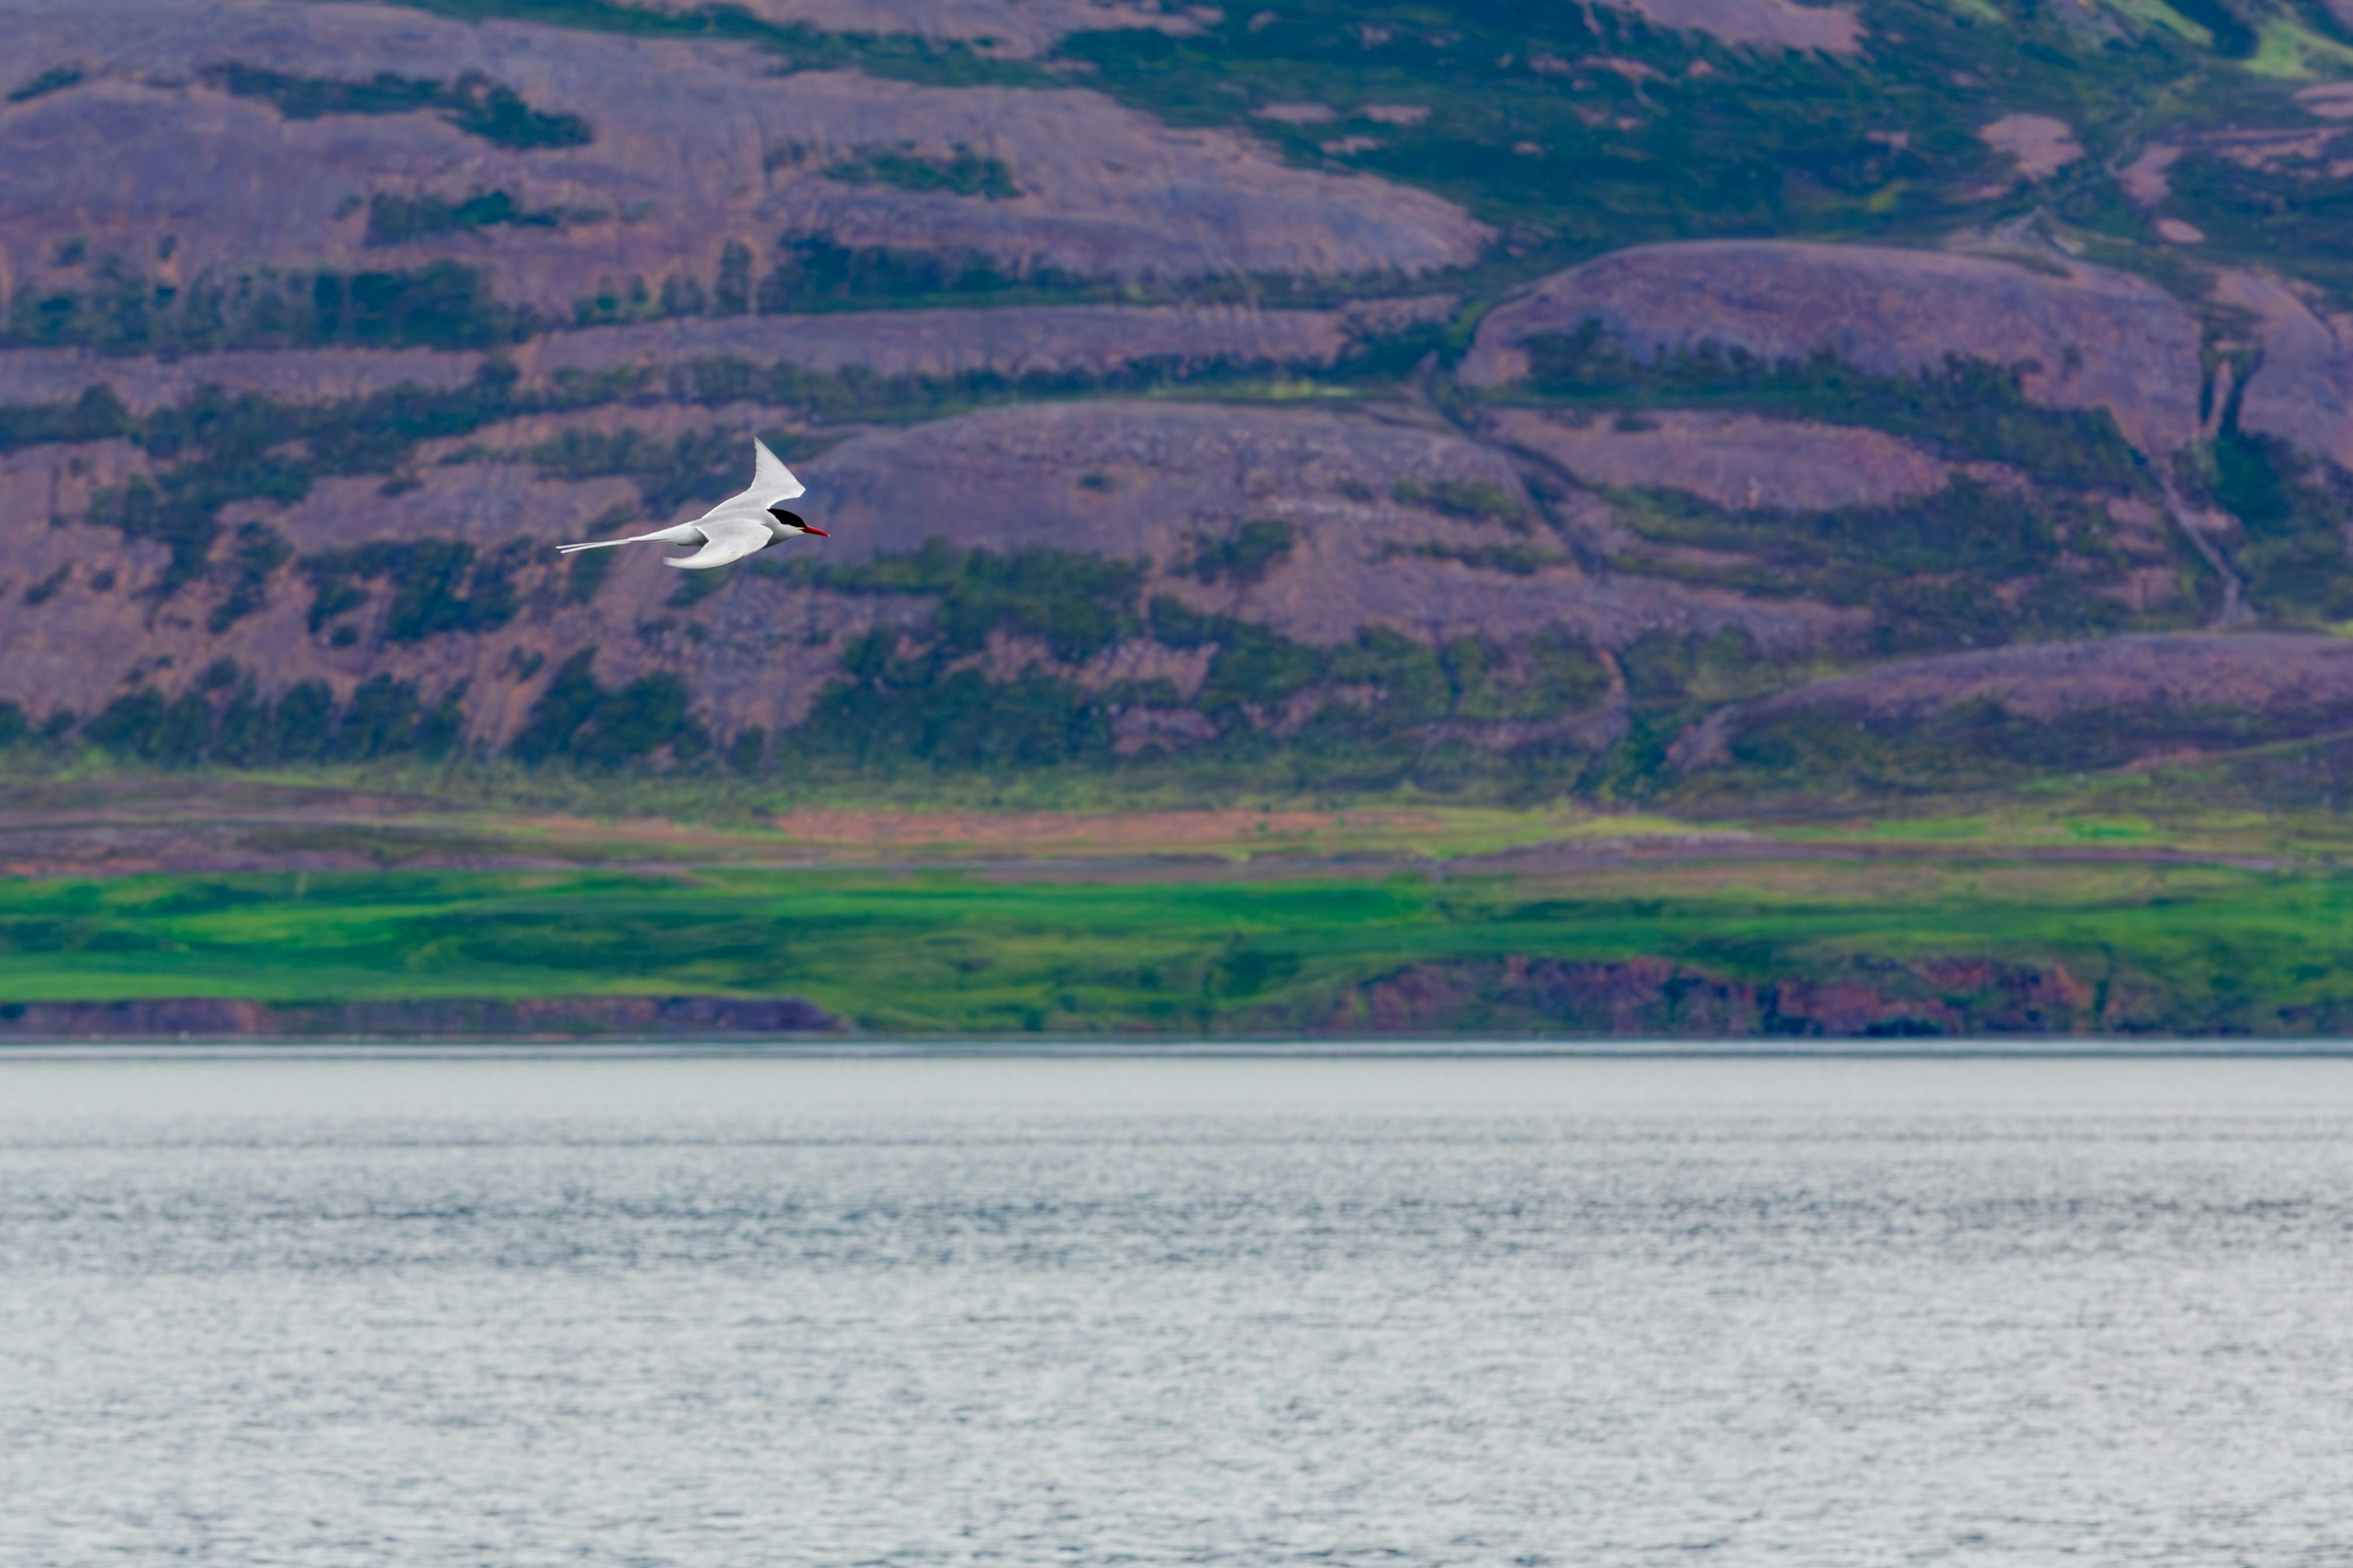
[558,437,827,569]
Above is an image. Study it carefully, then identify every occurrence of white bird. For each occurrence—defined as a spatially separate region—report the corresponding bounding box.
[558,437,828,569]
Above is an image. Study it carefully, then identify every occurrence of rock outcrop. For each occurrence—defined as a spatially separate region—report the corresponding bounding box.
[1461,241,2203,456]
[3,0,1489,319]
[1979,114,2083,181]
[1490,408,1960,513]
[2215,269,2353,470]
[1318,953,2105,1037]
[0,994,845,1039]
[1670,633,2353,767]
[0,398,1849,746]
[1597,0,1864,53]
[790,400,1851,654]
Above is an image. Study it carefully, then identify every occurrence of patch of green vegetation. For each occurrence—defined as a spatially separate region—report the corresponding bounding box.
[8,65,83,103]
[21,566,70,606]
[2193,725,2353,813]
[1384,541,1567,576]
[0,386,131,454]
[6,257,530,353]
[208,524,293,633]
[745,545,1622,788]
[1722,694,2317,795]
[2100,0,2214,47]
[822,147,1021,200]
[563,514,631,603]
[526,427,750,518]
[1619,626,1785,708]
[666,562,735,608]
[1149,598,1612,740]
[806,539,1148,662]
[1516,329,2151,493]
[1578,626,1808,801]
[673,346,1371,429]
[2192,423,2353,624]
[2160,0,2256,54]
[204,64,593,148]
[12,857,2353,1037]
[794,647,1114,773]
[1051,0,2225,279]
[87,409,307,595]
[2244,16,2353,79]
[1606,475,2191,653]
[2166,148,2353,306]
[510,650,708,766]
[2064,815,2158,841]
[373,0,2330,331]
[75,365,541,594]
[1182,518,1298,584]
[77,664,465,768]
[752,236,1097,311]
[365,190,591,246]
[1393,476,1524,524]
[302,538,527,642]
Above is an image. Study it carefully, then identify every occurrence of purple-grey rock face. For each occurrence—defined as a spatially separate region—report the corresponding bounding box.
[6,0,2353,781]
[1670,634,2353,770]
[2,0,1490,316]
[1461,241,2204,457]
[1490,408,1966,514]
[2213,269,2353,471]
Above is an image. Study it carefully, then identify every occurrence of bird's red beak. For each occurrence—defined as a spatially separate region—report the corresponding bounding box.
[804,527,829,537]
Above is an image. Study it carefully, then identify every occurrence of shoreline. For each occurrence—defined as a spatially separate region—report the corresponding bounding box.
[10,1037,2353,1061]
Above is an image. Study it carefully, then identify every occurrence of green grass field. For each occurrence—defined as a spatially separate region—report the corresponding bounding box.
[6,854,2352,1036]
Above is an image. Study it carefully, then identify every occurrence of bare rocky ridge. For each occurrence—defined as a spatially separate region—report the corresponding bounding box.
[1979,114,2083,182]
[0,399,1852,746]
[1489,408,1960,513]
[2214,269,2353,470]
[3,0,1488,317]
[797,401,1851,655]
[1670,634,2353,768]
[1595,0,1863,54]
[1461,241,2204,457]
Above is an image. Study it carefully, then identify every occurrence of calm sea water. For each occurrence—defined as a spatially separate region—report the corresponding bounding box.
[3,1053,2351,1566]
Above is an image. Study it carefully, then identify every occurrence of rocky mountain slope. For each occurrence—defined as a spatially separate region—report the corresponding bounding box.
[11,0,2353,804]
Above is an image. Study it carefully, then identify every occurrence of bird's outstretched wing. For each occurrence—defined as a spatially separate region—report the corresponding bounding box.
[694,437,807,529]
[751,437,804,503]
[664,515,772,570]
[732,437,804,508]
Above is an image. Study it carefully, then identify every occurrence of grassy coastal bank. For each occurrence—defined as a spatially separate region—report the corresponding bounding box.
[6,850,2352,1039]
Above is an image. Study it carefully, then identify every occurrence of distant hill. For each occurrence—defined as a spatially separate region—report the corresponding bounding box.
[11,0,2353,808]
